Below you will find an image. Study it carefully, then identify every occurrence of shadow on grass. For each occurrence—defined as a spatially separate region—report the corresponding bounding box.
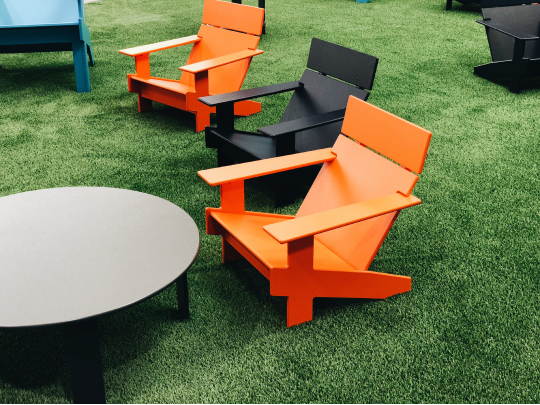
[0,326,69,391]
[0,292,177,401]
[0,64,79,93]
[479,75,540,94]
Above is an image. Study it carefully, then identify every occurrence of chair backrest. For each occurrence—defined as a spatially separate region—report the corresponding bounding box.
[297,96,431,271]
[481,2,540,61]
[178,0,264,95]
[202,0,264,35]
[280,38,379,153]
[0,0,82,27]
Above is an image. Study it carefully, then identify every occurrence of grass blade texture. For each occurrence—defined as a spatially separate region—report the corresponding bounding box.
[1,0,539,403]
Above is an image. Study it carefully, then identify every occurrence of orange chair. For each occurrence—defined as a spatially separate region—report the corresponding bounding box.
[119,0,265,132]
[198,96,432,327]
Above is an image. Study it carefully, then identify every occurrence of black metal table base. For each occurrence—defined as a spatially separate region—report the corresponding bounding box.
[65,318,106,404]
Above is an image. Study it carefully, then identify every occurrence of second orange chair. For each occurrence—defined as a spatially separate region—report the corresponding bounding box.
[119,0,265,132]
[199,96,432,327]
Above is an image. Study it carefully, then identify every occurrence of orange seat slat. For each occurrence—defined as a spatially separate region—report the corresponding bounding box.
[210,211,359,272]
[131,77,194,94]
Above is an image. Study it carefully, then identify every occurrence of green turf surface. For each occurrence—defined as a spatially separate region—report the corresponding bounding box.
[1,0,539,402]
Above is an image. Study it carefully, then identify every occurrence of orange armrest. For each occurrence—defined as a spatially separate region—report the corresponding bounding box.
[179,49,264,73]
[119,35,201,57]
[263,193,422,243]
[198,148,336,186]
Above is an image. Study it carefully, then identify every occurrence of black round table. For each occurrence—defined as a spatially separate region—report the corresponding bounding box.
[0,187,200,403]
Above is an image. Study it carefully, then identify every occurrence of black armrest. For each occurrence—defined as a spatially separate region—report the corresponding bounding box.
[257,108,346,138]
[199,81,303,106]
[476,19,539,41]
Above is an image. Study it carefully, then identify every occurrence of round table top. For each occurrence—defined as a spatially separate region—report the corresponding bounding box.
[0,187,200,328]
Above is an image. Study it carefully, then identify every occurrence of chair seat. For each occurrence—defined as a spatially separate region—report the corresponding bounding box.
[210,210,359,272]
[130,76,194,95]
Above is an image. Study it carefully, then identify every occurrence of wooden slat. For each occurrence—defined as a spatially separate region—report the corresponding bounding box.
[306,38,378,90]
[119,35,200,57]
[202,0,265,36]
[264,193,420,243]
[198,148,336,186]
[179,49,263,73]
[340,96,432,174]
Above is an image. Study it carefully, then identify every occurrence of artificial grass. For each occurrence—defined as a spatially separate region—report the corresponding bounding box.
[1,0,539,402]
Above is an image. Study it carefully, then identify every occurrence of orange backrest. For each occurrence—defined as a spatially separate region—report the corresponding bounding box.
[202,0,265,35]
[297,97,431,271]
[341,97,432,174]
[179,25,260,94]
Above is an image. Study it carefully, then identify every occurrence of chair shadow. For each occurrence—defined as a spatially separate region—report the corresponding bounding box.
[0,63,78,92]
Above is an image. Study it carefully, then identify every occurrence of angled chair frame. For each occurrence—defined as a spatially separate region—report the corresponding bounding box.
[200,38,378,206]
[198,96,432,327]
[119,0,265,132]
[0,0,95,92]
[474,0,540,93]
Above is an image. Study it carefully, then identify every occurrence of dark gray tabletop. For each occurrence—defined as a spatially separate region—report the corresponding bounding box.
[0,187,200,328]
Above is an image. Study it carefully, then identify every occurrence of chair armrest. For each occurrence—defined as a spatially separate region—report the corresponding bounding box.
[198,148,336,186]
[263,193,421,243]
[119,35,201,56]
[179,49,264,74]
[476,19,539,41]
[258,109,346,138]
[199,81,304,106]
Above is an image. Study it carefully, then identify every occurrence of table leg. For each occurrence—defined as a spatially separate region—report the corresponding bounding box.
[177,272,189,319]
[64,318,106,404]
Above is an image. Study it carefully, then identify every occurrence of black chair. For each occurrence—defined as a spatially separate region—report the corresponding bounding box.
[474,0,540,93]
[232,0,266,34]
[446,0,479,11]
[199,38,378,206]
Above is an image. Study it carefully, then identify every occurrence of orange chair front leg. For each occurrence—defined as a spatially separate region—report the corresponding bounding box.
[271,236,316,327]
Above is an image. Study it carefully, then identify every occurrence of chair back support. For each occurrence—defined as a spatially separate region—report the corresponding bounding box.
[281,69,371,152]
[202,0,265,35]
[179,24,260,94]
[482,4,540,61]
[297,97,431,271]
[0,0,81,27]
[306,38,378,90]
[341,96,431,174]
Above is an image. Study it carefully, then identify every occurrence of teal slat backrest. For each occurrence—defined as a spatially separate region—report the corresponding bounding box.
[0,0,81,27]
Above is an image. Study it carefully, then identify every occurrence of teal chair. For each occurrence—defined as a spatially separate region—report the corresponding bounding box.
[0,0,95,92]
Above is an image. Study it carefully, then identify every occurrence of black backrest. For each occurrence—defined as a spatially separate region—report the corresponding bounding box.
[306,38,378,90]
[279,39,378,153]
[482,3,540,61]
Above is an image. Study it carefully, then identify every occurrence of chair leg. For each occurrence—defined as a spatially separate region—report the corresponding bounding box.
[217,149,235,167]
[286,295,314,327]
[272,266,412,327]
[138,94,153,112]
[87,43,96,67]
[195,110,211,132]
[72,41,91,93]
[445,0,452,10]
[222,238,242,263]
[509,38,526,94]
